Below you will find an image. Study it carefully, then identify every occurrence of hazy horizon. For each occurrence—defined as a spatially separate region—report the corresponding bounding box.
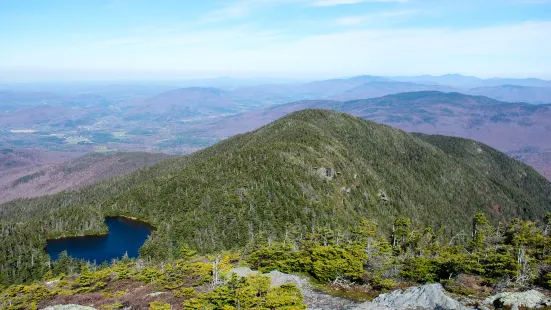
[1,73,550,86]
[2,0,551,82]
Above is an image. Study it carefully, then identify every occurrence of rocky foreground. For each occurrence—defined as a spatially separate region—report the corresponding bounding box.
[268,270,551,310]
[43,269,551,310]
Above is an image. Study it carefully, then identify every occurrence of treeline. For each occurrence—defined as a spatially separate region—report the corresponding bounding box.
[247,214,551,291]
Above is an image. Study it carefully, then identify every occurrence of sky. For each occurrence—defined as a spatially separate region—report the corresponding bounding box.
[1,0,551,81]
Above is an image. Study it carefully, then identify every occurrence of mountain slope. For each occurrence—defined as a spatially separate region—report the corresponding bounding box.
[2,110,550,277]
[0,151,171,203]
[189,91,551,179]
[469,85,551,104]
[105,110,551,245]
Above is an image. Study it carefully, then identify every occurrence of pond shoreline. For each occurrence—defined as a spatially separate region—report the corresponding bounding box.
[46,216,153,262]
[46,215,155,241]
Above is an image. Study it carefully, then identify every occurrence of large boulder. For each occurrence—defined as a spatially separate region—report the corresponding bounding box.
[483,290,548,309]
[353,284,472,310]
[42,305,97,310]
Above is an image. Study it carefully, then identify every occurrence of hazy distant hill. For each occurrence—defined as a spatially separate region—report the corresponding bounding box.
[0,91,107,111]
[390,74,551,88]
[123,87,241,121]
[0,151,171,203]
[0,148,80,171]
[469,85,551,104]
[330,81,456,101]
[2,75,550,156]
[390,74,483,88]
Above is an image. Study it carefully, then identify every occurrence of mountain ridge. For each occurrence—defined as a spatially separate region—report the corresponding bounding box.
[186,91,551,179]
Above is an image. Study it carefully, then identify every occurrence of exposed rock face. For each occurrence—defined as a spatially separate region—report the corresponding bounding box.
[42,305,97,310]
[353,284,472,310]
[315,167,335,180]
[483,290,549,309]
[378,190,389,202]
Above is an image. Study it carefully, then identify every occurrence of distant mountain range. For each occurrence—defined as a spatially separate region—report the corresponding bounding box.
[122,87,242,122]
[1,74,550,180]
[390,74,551,88]
[329,81,456,101]
[468,85,551,104]
[2,74,550,130]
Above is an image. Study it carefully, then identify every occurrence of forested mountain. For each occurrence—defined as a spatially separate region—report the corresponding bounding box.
[0,151,171,203]
[1,109,550,286]
[189,92,551,179]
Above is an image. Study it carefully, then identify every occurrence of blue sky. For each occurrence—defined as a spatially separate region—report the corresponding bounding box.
[1,0,550,81]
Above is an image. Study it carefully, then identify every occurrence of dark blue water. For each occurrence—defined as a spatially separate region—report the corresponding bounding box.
[46,217,152,263]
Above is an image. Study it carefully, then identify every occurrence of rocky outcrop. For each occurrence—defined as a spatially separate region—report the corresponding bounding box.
[483,290,550,309]
[352,284,472,310]
[267,270,358,310]
[314,167,335,180]
[42,305,97,310]
[230,268,358,309]
[378,190,389,202]
[229,269,551,310]
[230,266,259,278]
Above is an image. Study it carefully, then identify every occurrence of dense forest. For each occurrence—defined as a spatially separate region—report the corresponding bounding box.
[3,213,551,309]
[1,109,550,291]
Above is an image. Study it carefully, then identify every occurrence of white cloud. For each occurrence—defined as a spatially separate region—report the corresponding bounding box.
[335,9,420,26]
[2,21,551,80]
[312,0,408,6]
[200,0,301,22]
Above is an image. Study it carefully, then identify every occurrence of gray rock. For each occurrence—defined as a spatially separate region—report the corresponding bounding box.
[266,270,358,310]
[483,290,546,309]
[42,305,96,310]
[378,190,389,202]
[229,268,357,309]
[44,280,60,289]
[315,167,334,180]
[353,284,472,310]
[230,267,259,278]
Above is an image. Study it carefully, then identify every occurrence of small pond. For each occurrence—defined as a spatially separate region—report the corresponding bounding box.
[46,217,153,263]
